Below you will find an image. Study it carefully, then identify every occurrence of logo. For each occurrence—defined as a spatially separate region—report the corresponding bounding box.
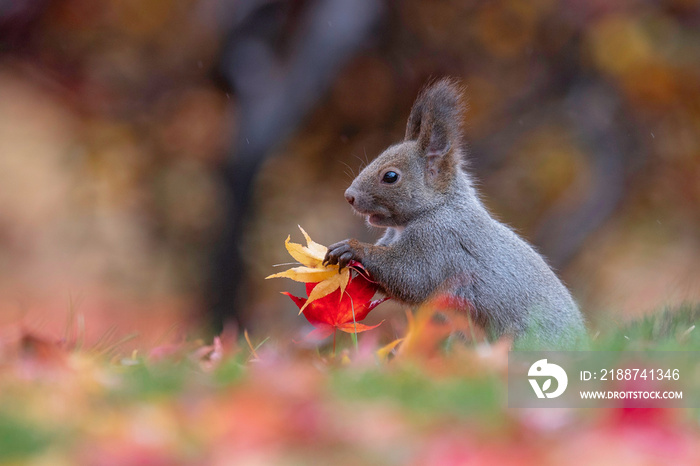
[528,359,568,399]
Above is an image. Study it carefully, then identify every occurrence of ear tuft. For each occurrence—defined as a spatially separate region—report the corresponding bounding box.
[404,78,465,150]
[405,78,466,186]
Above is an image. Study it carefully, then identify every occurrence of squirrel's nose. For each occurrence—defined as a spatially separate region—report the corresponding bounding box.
[344,188,356,206]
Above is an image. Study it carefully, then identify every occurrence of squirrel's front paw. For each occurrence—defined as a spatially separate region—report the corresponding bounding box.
[323,239,364,270]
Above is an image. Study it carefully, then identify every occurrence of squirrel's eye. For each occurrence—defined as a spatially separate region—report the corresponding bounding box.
[382,171,399,184]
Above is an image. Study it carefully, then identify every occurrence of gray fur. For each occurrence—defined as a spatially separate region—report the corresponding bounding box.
[325,79,586,349]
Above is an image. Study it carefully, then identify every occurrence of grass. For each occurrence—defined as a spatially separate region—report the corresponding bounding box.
[0,412,54,461]
[0,303,699,464]
[595,302,700,350]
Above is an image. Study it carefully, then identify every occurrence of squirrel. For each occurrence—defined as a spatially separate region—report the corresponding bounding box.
[323,78,587,349]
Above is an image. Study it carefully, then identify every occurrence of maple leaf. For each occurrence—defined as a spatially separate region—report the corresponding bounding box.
[283,271,387,340]
[385,294,488,361]
[266,226,350,313]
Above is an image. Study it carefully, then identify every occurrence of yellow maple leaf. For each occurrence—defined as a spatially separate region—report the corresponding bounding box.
[284,226,327,268]
[301,268,349,314]
[376,337,404,362]
[266,226,351,314]
[266,266,338,283]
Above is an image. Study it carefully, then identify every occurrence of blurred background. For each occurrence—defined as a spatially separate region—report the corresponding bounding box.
[1,0,699,347]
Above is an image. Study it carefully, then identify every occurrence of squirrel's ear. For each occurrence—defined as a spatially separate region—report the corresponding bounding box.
[422,120,451,176]
[405,78,464,176]
[404,99,424,141]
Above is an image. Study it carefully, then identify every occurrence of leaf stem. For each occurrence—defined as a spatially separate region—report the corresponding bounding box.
[349,294,359,352]
[333,329,337,356]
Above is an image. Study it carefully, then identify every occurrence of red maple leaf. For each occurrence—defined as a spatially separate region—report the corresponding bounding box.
[283,270,387,341]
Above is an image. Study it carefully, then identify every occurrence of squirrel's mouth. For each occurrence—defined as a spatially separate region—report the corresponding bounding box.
[350,203,392,227]
[368,214,386,226]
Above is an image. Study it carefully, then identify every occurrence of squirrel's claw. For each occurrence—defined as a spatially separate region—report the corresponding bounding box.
[324,240,356,270]
[337,252,354,270]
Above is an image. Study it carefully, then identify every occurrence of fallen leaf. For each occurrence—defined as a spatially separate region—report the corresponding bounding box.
[376,337,404,361]
[266,226,354,312]
[301,268,350,314]
[284,272,387,340]
[266,266,338,284]
[291,226,328,267]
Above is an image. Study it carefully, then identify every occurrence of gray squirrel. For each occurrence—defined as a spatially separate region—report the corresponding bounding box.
[323,78,587,349]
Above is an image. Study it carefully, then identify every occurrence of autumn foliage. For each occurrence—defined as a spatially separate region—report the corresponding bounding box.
[284,273,387,340]
[3,0,700,463]
[0,226,698,464]
[2,230,699,464]
[3,315,700,465]
[268,227,387,345]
